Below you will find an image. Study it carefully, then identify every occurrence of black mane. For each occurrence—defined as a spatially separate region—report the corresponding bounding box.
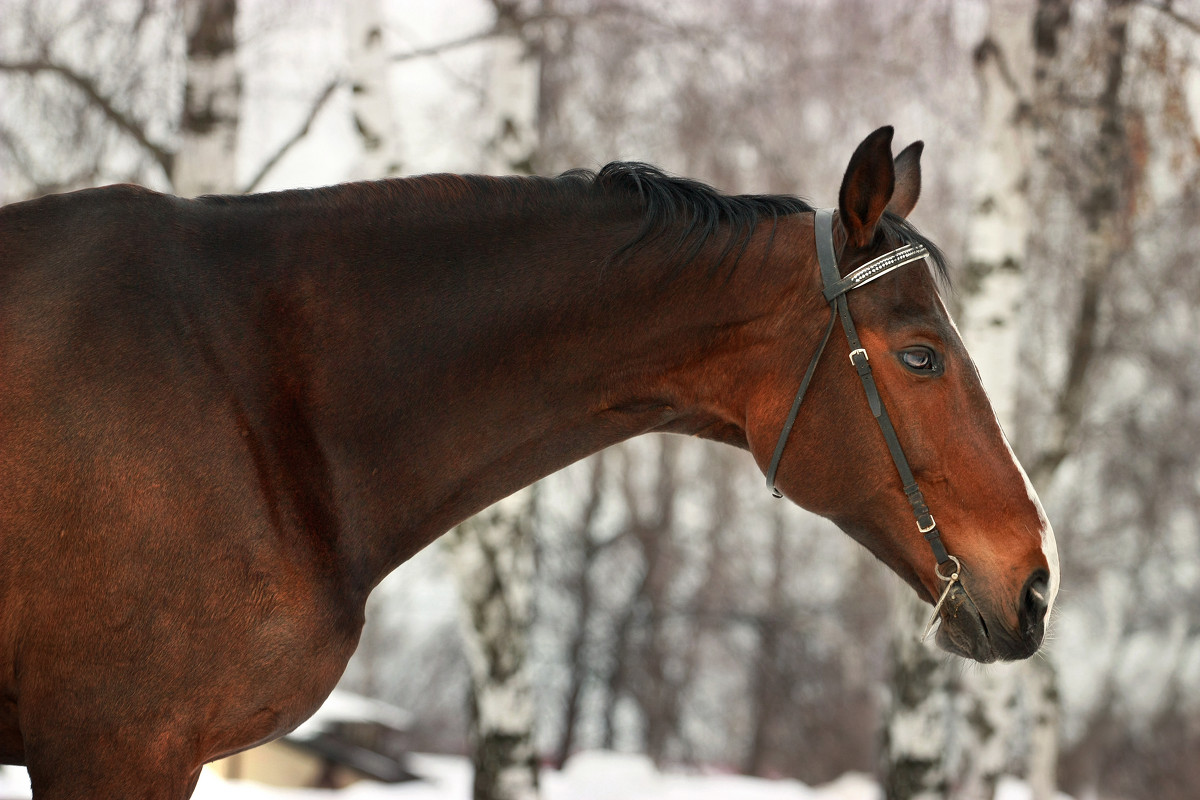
[560,162,813,277]
[559,162,949,286]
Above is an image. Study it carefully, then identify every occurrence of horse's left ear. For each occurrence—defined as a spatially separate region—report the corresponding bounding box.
[886,141,923,219]
[838,126,896,249]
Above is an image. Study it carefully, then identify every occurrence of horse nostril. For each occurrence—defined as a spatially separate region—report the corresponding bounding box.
[1021,571,1050,638]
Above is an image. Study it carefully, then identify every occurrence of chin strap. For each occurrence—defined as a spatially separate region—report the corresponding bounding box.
[766,209,953,571]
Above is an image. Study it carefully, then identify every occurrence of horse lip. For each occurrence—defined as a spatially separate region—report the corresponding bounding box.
[933,583,997,663]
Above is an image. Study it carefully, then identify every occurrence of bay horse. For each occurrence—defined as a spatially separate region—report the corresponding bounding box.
[0,126,1057,797]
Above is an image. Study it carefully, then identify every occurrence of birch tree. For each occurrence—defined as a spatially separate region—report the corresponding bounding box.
[173,0,240,196]
[882,4,1040,796]
[448,489,541,800]
[881,594,955,800]
[880,2,1070,797]
[344,0,402,180]
[478,0,540,176]
[955,4,1059,796]
[1022,1,1195,794]
[884,1,1159,798]
[446,3,544,797]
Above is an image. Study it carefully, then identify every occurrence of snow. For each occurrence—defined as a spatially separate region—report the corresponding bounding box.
[994,775,1079,800]
[0,765,31,798]
[1,752,1076,800]
[190,752,886,800]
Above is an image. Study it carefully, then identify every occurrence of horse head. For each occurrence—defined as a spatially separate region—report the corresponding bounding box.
[753,127,1058,662]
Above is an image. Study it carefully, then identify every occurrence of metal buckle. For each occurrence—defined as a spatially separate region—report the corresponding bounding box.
[848,348,868,365]
[922,555,963,642]
[918,515,937,534]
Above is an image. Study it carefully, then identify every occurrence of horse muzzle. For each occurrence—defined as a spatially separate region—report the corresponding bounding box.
[933,569,1050,663]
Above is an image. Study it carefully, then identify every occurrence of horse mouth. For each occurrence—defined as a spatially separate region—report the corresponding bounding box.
[933,583,997,663]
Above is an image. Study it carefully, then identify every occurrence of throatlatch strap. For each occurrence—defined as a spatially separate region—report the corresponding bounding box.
[768,208,952,568]
[765,307,837,498]
[766,210,840,497]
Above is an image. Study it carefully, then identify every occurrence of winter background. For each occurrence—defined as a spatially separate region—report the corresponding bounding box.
[2,1,1200,799]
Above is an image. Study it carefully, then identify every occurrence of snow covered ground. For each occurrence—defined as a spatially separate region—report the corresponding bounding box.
[0,752,1075,800]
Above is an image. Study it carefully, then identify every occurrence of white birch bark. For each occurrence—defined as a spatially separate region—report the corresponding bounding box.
[884,3,1059,798]
[173,0,240,196]
[480,7,539,176]
[345,0,403,180]
[447,488,540,800]
[957,4,1057,799]
[958,0,1035,427]
[881,588,954,800]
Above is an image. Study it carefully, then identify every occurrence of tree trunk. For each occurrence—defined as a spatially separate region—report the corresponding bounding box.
[959,0,1036,422]
[174,0,240,196]
[882,3,1064,797]
[1024,0,1134,486]
[958,3,1059,798]
[1025,656,1060,800]
[480,1,540,176]
[617,437,687,766]
[884,0,1138,796]
[742,505,787,777]
[553,454,608,768]
[448,488,540,800]
[345,0,402,180]
[881,589,953,800]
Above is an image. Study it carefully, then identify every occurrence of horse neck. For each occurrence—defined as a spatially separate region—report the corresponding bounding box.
[264,178,806,587]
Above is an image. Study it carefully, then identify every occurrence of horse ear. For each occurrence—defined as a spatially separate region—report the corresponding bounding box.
[886,141,923,219]
[838,126,896,249]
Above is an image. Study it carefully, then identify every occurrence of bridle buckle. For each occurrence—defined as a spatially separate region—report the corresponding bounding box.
[848,347,868,366]
[918,515,937,534]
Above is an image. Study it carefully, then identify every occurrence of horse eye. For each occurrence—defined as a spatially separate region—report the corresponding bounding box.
[900,347,940,374]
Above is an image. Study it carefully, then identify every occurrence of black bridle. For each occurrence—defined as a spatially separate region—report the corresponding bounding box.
[765,208,955,576]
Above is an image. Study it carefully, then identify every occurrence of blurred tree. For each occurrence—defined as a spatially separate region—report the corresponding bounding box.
[173,0,240,195]
[0,0,177,196]
[478,0,540,175]
[548,452,612,768]
[1024,1,1200,798]
[447,488,541,800]
[345,0,403,180]
[0,0,338,199]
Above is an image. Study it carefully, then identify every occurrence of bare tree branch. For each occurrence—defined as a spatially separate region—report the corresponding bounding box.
[390,26,499,62]
[240,79,339,194]
[388,3,717,64]
[1138,0,1200,35]
[0,57,173,175]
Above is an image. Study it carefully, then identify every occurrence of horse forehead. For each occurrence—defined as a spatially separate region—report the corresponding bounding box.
[853,266,953,334]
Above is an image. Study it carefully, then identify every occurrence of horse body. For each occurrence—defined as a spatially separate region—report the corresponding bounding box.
[0,185,370,785]
[0,128,1057,797]
[0,173,807,787]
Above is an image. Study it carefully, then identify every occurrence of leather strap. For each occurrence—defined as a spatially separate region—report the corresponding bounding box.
[767,209,952,568]
[765,307,836,497]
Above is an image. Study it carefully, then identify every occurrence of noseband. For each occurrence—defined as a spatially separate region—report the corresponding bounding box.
[765,209,956,580]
